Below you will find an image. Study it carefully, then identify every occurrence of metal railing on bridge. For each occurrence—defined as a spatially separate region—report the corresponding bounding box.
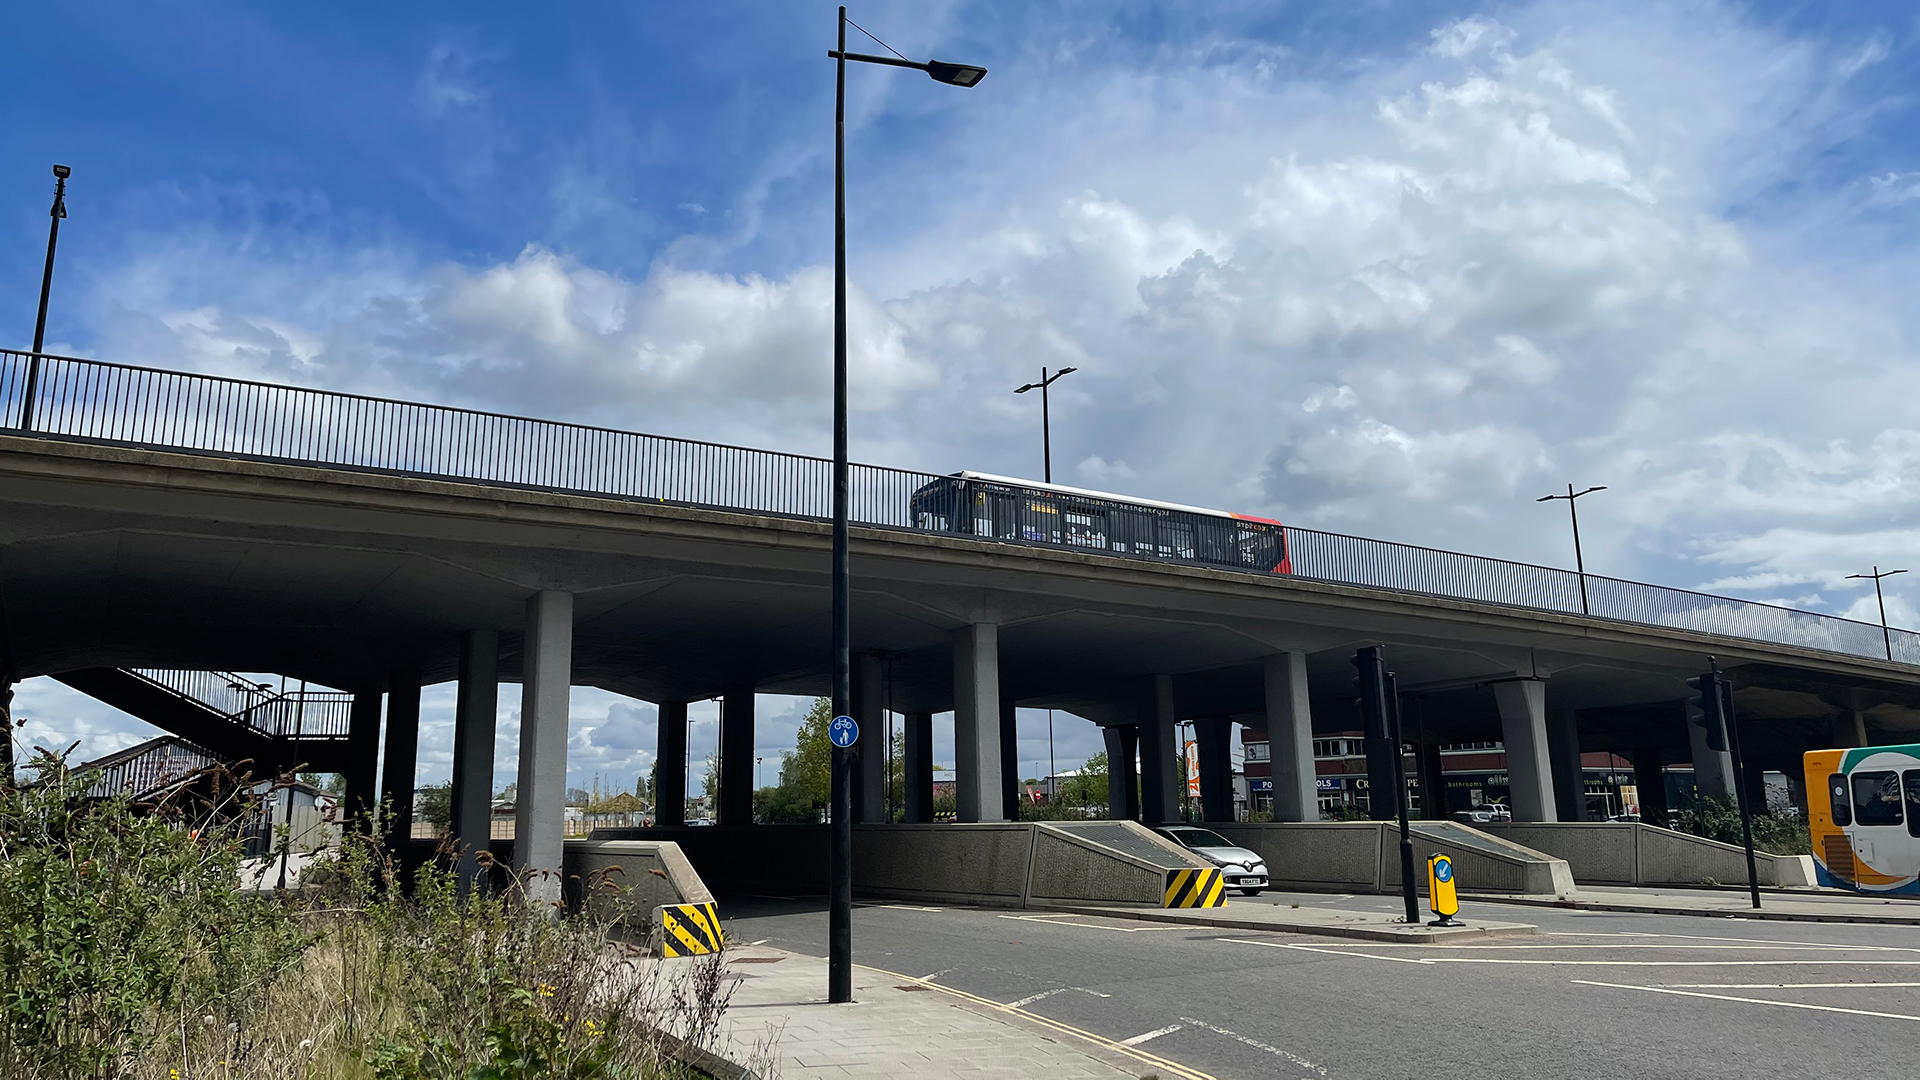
[127,668,354,739]
[6,348,1915,667]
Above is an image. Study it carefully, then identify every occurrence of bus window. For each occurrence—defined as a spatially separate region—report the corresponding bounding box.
[1850,771,1903,827]
[1828,774,1851,827]
[1906,772,1920,839]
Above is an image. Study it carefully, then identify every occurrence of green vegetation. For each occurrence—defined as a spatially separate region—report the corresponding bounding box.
[1668,794,1811,856]
[0,749,734,1079]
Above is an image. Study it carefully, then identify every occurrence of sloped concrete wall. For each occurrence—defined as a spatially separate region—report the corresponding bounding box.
[1481,822,1816,887]
[853,823,1034,902]
[1030,821,1208,905]
[564,839,713,913]
[1214,822,1571,895]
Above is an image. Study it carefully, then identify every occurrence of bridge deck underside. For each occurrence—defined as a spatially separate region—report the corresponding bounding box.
[4,435,1918,764]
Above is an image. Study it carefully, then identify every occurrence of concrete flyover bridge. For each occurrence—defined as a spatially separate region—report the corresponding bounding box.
[3,347,1919,897]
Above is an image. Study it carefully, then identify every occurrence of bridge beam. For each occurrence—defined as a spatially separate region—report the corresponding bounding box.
[853,653,887,823]
[451,630,498,893]
[953,623,1004,823]
[1103,724,1139,820]
[1195,716,1234,823]
[1493,678,1558,823]
[1548,708,1586,822]
[903,710,933,822]
[720,689,755,825]
[345,689,382,829]
[1263,652,1318,823]
[513,589,574,906]
[380,667,423,854]
[1138,675,1179,824]
[1000,696,1020,820]
[655,700,688,827]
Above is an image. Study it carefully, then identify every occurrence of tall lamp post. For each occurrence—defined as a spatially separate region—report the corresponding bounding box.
[828,8,986,1005]
[1847,566,1908,661]
[1536,483,1606,615]
[1014,366,1077,483]
[23,164,72,432]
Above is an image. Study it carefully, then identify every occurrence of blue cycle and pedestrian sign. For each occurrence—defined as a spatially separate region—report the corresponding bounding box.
[830,714,859,748]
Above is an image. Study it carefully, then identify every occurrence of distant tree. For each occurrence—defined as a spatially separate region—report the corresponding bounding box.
[751,698,834,823]
[416,781,453,829]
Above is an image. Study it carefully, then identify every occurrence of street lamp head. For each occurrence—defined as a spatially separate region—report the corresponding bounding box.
[1014,382,1037,394]
[52,164,71,179]
[1535,495,1555,503]
[925,59,987,87]
[1058,366,1078,376]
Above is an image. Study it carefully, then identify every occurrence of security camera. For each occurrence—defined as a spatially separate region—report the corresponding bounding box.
[52,164,71,179]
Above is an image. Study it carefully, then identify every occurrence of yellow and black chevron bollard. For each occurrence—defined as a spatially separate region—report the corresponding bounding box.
[1163,867,1226,908]
[655,901,723,957]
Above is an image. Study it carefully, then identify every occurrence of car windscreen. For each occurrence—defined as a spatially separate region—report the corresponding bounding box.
[1169,829,1232,848]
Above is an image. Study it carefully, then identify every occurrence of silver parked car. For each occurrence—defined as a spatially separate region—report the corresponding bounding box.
[1153,826,1269,896]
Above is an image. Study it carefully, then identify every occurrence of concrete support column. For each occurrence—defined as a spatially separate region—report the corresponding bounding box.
[380,668,423,855]
[1136,675,1179,824]
[450,631,499,892]
[1547,708,1585,822]
[1000,697,1021,820]
[1631,746,1668,826]
[345,689,383,829]
[1492,679,1557,823]
[720,688,755,825]
[952,623,1004,823]
[1686,707,1735,801]
[852,654,887,823]
[903,711,933,823]
[1102,724,1139,820]
[513,590,574,905]
[1263,652,1318,823]
[655,701,688,827]
[1194,717,1234,823]
[1418,742,1447,819]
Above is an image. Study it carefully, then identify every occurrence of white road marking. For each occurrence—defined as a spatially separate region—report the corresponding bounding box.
[921,967,957,981]
[997,914,1186,933]
[1215,939,1920,967]
[1549,931,1920,952]
[1665,981,1920,989]
[1179,1016,1327,1076]
[1575,980,1920,1022]
[871,903,944,912]
[1121,1024,1184,1046]
[1006,986,1114,1008]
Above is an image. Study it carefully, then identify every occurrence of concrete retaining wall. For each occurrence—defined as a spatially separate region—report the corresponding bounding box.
[1480,822,1816,887]
[588,821,1204,907]
[564,839,714,912]
[1212,822,1574,896]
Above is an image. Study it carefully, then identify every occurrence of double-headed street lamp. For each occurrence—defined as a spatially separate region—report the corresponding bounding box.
[1537,483,1606,614]
[23,163,72,432]
[827,8,985,1005]
[1847,566,1908,661]
[1014,365,1076,483]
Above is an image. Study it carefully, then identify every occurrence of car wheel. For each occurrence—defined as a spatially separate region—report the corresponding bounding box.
[1239,888,1263,897]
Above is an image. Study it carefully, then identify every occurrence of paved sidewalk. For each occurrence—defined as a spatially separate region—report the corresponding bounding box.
[711,943,1203,1079]
[1029,899,1538,942]
[1477,885,1920,924]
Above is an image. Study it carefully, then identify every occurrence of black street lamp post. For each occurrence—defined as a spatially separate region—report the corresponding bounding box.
[24,164,72,432]
[1847,566,1908,661]
[828,8,985,1005]
[1537,483,1606,614]
[1014,366,1077,483]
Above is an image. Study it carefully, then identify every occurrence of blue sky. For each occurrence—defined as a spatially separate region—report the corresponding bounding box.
[9,1,1920,789]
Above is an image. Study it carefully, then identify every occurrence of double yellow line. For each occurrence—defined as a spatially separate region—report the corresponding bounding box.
[859,963,1218,1080]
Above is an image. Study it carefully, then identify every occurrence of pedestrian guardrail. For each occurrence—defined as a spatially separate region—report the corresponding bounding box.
[5,347,1914,667]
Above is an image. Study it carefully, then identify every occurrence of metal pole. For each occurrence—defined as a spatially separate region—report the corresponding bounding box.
[1040,366,1052,483]
[1047,708,1055,802]
[1566,483,1589,615]
[1717,662,1761,910]
[1875,568,1892,661]
[828,5,854,1006]
[1387,673,1419,923]
[24,168,70,433]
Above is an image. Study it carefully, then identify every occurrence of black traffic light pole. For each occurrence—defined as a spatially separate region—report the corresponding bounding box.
[1385,672,1419,924]
[1688,658,1759,910]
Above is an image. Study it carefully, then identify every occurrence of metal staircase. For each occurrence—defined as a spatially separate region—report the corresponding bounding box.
[54,668,355,774]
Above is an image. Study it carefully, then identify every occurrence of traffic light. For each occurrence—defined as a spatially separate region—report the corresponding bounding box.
[1685,669,1728,752]
[1353,646,1389,740]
